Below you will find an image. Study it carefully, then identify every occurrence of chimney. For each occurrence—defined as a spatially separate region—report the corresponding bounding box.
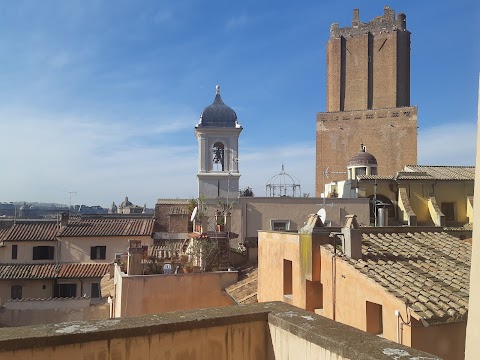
[341,215,362,260]
[127,240,144,275]
[60,212,69,228]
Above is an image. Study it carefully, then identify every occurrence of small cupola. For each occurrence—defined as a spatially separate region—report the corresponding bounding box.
[347,144,378,179]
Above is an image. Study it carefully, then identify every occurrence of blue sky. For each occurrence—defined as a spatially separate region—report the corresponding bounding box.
[0,1,478,207]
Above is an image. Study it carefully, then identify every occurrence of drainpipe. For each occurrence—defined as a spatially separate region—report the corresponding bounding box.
[395,310,401,344]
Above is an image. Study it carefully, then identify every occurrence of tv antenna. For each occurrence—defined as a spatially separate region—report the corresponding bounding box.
[68,191,77,214]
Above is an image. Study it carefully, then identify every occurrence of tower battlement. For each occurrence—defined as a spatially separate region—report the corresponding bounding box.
[330,6,408,39]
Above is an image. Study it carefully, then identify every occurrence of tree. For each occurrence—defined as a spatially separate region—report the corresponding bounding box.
[187,237,220,272]
[239,187,254,197]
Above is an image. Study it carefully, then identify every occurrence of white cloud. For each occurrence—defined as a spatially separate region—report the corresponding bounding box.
[0,108,198,207]
[418,121,476,165]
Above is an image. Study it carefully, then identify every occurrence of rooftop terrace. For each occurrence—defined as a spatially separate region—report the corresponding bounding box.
[0,302,438,359]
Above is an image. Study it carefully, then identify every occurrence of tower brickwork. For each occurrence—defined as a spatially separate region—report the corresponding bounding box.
[316,6,417,195]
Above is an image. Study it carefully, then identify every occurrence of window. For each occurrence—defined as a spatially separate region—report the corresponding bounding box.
[271,220,290,231]
[306,280,323,313]
[11,285,22,300]
[55,284,77,298]
[366,301,383,335]
[355,167,367,177]
[441,202,455,222]
[283,259,293,297]
[91,283,100,298]
[11,245,17,260]
[91,246,106,260]
[33,246,54,260]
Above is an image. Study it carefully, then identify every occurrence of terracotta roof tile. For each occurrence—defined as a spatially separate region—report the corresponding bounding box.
[59,218,154,237]
[0,263,109,279]
[2,222,59,241]
[359,165,474,181]
[330,231,471,324]
[225,267,258,305]
[403,165,475,180]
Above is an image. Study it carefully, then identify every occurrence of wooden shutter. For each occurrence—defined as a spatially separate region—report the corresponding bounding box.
[100,246,106,260]
[90,247,96,260]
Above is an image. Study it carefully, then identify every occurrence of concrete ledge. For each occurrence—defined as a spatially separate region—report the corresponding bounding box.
[0,302,439,359]
[268,303,439,359]
[0,303,270,352]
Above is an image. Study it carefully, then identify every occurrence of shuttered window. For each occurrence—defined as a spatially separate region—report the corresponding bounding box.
[32,246,54,260]
[90,246,106,260]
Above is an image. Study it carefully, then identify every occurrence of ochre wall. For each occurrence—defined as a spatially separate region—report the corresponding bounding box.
[357,180,474,224]
[315,107,418,196]
[59,235,153,263]
[1,321,272,360]
[411,320,466,360]
[257,232,307,309]
[258,230,466,360]
[114,270,237,318]
[0,279,54,305]
[0,240,57,263]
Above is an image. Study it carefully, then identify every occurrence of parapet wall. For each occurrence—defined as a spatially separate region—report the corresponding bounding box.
[0,302,438,360]
[0,297,108,327]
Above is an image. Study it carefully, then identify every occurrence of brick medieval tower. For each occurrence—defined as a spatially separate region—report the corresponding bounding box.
[316,6,418,195]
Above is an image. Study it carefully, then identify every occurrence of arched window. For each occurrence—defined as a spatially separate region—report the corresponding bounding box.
[213,142,225,171]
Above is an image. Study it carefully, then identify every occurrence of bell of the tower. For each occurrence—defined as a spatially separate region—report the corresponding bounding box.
[195,85,242,201]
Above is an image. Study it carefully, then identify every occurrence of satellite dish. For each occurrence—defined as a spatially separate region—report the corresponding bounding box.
[317,208,327,224]
[190,207,198,222]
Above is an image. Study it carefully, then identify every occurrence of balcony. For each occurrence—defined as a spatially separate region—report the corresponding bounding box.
[0,302,437,359]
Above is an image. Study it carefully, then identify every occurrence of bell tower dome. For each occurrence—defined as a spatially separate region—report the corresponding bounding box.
[195,85,242,201]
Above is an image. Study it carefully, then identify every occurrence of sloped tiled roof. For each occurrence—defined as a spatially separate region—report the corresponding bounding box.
[358,165,475,182]
[2,222,59,241]
[58,218,154,237]
[225,267,258,305]
[0,263,109,280]
[156,199,190,205]
[329,231,470,324]
[402,165,475,180]
[0,227,11,241]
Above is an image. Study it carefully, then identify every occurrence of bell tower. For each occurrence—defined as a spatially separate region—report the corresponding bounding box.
[195,85,242,201]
